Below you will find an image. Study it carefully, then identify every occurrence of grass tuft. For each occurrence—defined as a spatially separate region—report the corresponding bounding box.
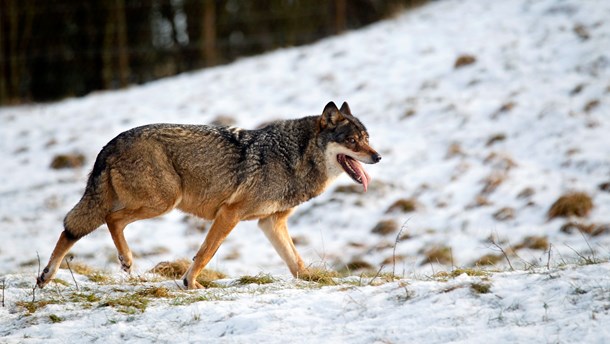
[548,192,593,219]
[386,198,417,213]
[472,254,504,266]
[150,259,226,284]
[471,282,491,294]
[371,219,399,235]
[236,273,275,285]
[435,268,489,279]
[16,300,58,315]
[100,294,149,314]
[135,286,171,298]
[421,245,453,265]
[298,269,340,286]
[514,236,549,251]
[49,314,63,323]
[454,54,476,68]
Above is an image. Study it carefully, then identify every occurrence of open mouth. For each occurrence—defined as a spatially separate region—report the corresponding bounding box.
[337,154,371,192]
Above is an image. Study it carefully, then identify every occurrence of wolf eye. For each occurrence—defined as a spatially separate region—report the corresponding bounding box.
[347,137,356,144]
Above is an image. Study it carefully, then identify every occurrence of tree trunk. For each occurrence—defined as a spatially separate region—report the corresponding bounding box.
[115,0,130,87]
[202,0,217,66]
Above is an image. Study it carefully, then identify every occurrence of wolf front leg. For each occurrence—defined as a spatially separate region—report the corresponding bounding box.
[37,230,80,288]
[258,210,308,278]
[182,205,241,289]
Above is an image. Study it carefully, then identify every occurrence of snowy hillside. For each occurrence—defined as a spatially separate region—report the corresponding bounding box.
[1,0,610,342]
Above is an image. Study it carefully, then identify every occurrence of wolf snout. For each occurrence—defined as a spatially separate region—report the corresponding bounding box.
[371,153,382,164]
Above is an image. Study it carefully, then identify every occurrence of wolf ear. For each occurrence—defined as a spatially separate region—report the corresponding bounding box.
[320,101,344,129]
[339,102,352,115]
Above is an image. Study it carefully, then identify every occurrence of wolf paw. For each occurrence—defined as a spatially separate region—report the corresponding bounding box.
[183,278,205,290]
[36,267,50,288]
[118,255,132,273]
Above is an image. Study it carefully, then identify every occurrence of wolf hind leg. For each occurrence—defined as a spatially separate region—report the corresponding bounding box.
[258,210,308,278]
[106,200,180,273]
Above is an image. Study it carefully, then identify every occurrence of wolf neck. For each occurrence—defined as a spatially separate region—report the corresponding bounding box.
[249,116,331,205]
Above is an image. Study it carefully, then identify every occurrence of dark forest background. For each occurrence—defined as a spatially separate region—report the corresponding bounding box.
[0,0,428,105]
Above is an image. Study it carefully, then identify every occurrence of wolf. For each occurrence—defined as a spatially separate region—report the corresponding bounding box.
[36,101,381,289]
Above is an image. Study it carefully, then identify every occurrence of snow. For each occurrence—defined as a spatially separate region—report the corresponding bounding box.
[1,0,610,342]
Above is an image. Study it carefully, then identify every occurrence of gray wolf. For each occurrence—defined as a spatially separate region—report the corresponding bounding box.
[37,101,381,289]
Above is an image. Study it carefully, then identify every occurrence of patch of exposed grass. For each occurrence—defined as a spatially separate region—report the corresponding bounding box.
[50,153,85,169]
[298,269,340,286]
[100,294,149,314]
[472,254,504,266]
[345,259,374,272]
[560,221,610,237]
[16,299,60,315]
[69,292,101,303]
[421,245,453,265]
[514,236,549,251]
[454,54,476,68]
[481,172,505,195]
[493,207,516,221]
[170,292,228,306]
[486,133,507,146]
[88,272,113,284]
[52,278,70,287]
[236,274,275,285]
[334,184,363,194]
[583,99,600,113]
[135,286,171,298]
[371,219,399,235]
[435,268,489,279]
[386,198,417,213]
[548,192,593,219]
[59,261,95,275]
[471,282,491,294]
[150,259,226,287]
[49,314,63,323]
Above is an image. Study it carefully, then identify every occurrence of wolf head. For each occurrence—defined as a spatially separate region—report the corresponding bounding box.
[318,101,381,192]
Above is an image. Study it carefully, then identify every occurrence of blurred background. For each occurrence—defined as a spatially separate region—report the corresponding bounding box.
[0,0,428,104]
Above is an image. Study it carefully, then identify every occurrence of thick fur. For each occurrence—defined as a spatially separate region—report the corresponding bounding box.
[37,101,380,289]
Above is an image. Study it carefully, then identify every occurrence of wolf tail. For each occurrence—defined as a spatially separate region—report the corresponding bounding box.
[63,155,113,239]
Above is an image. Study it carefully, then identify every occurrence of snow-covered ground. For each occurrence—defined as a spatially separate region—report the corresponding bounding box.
[1,0,610,342]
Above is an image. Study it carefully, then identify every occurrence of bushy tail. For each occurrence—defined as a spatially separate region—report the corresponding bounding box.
[63,168,113,239]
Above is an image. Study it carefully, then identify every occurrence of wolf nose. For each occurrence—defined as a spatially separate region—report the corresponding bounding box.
[372,153,382,163]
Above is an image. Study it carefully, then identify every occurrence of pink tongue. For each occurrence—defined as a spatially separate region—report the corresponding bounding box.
[351,159,371,192]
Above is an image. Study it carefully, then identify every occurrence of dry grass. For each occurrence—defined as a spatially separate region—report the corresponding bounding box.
[50,153,85,169]
[150,259,226,285]
[560,221,610,237]
[493,207,515,221]
[486,133,506,146]
[298,268,340,285]
[481,172,506,195]
[386,198,417,213]
[472,253,504,266]
[583,99,600,113]
[454,54,477,68]
[514,236,549,251]
[344,259,374,272]
[470,282,491,294]
[371,219,399,235]
[421,245,452,265]
[59,261,96,275]
[435,268,489,279]
[135,286,171,298]
[548,192,593,219]
[236,274,275,285]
